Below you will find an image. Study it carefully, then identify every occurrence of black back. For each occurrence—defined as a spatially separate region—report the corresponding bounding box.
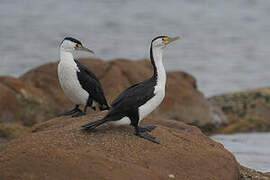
[75,60,109,107]
[105,77,156,121]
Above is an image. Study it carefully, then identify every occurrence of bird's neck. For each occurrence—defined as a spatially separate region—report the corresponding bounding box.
[150,45,166,88]
[60,47,74,63]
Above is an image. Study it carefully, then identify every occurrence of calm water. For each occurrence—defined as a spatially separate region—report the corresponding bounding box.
[1,0,270,172]
[212,133,270,172]
[1,0,270,96]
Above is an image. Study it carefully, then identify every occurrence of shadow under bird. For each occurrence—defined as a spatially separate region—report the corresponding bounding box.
[58,37,109,117]
[82,35,180,144]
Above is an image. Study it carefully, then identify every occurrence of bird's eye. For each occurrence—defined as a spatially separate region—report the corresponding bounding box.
[76,44,82,48]
[162,37,168,41]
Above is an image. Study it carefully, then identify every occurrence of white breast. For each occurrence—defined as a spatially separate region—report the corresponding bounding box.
[58,59,89,105]
[138,86,165,121]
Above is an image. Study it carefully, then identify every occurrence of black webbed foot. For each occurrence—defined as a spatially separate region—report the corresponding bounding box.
[58,105,82,116]
[135,131,160,144]
[72,111,86,118]
[137,126,157,133]
[133,125,159,144]
[91,106,96,111]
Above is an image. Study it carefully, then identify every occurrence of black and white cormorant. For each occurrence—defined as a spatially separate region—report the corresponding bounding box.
[82,36,180,143]
[58,37,109,117]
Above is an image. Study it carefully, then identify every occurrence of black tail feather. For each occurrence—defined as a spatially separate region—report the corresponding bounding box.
[82,118,108,130]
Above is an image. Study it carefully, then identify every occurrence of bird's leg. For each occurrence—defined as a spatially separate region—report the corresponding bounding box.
[72,107,86,117]
[72,104,87,117]
[99,104,109,111]
[133,125,160,144]
[128,111,159,144]
[91,106,96,111]
[72,98,92,118]
[58,105,82,116]
[88,98,96,111]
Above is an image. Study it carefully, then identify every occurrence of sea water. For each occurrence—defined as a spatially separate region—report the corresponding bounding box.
[212,132,270,172]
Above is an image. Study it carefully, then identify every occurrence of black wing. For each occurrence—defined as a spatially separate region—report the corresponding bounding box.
[107,78,156,118]
[111,82,140,107]
[75,60,99,81]
[75,60,108,106]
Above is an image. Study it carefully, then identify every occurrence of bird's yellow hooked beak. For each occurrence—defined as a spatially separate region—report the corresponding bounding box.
[75,45,95,54]
[163,36,181,45]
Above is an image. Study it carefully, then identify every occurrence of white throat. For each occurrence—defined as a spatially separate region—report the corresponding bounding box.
[152,47,166,90]
[60,47,74,63]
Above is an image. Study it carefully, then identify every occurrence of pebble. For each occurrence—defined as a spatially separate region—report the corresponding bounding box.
[168,174,175,179]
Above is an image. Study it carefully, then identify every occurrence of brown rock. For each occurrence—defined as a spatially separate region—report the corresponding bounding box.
[0,59,226,132]
[153,71,226,132]
[0,114,239,180]
[0,123,28,143]
[209,88,270,134]
[0,76,58,126]
[0,79,18,123]
[239,165,270,180]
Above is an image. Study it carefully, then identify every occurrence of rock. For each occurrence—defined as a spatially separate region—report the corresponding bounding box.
[209,88,270,134]
[168,174,176,179]
[0,59,226,134]
[239,165,270,180]
[0,123,27,143]
[0,114,239,180]
[154,71,226,132]
[0,76,58,126]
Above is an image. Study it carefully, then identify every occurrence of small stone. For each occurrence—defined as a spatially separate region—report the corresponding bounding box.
[168,174,175,179]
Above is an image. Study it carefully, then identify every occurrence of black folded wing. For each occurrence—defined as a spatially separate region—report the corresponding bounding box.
[107,78,156,118]
[75,60,108,106]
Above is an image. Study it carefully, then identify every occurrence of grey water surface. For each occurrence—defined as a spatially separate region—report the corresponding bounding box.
[1,0,270,96]
[212,133,270,172]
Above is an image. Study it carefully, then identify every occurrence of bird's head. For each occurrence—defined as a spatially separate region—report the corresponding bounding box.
[60,37,94,54]
[151,36,180,49]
